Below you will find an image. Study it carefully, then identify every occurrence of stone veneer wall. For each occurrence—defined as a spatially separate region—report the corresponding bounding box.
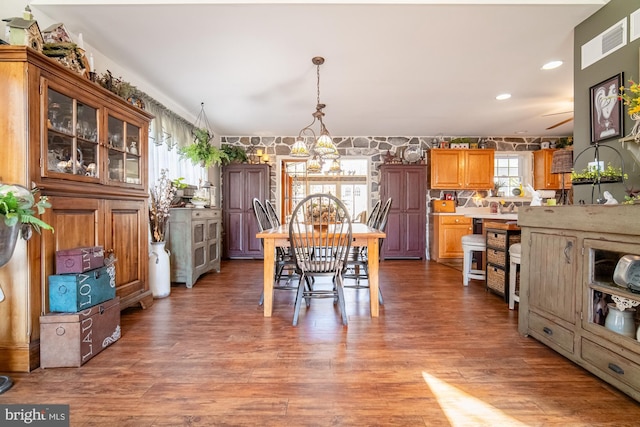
[221,135,554,208]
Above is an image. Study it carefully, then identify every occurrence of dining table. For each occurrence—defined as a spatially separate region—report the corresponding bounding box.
[256,222,386,318]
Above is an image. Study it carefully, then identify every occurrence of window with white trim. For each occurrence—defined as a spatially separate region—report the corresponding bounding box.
[493,152,533,196]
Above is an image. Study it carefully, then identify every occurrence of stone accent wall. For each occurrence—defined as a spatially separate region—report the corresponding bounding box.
[221,135,553,207]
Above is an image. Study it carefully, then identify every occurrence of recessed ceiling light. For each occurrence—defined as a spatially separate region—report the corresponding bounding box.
[542,60,563,70]
[496,93,511,101]
[514,130,528,134]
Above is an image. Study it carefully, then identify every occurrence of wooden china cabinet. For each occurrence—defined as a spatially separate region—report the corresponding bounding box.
[0,46,153,371]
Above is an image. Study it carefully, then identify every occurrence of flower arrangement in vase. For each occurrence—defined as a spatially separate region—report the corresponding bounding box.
[618,79,640,139]
[149,169,177,242]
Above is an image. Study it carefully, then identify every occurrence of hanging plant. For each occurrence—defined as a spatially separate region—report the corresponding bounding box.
[178,103,228,168]
[178,128,228,168]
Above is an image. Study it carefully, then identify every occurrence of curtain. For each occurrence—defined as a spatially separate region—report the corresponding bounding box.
[141,93,206,187]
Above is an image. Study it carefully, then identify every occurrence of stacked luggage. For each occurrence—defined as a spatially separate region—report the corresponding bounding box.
[40,246,121,368]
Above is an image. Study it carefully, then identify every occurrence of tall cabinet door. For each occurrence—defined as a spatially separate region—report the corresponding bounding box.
[104,199,152,310]
[380,165,426,259]
[223,164,270,259]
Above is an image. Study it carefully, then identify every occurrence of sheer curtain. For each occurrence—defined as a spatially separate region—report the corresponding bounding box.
[143,95,206,187]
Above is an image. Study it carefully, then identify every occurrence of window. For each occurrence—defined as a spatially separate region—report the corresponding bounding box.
[493,151,533,196]
[278,157,370,220]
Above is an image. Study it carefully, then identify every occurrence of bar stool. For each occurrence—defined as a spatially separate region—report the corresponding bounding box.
[509,243,521,310]
[461,234,486,286]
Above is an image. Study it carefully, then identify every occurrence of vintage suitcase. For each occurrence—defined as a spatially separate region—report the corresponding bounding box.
[56,246,105,274]
[40,297,121,368]
[49,265,116,312]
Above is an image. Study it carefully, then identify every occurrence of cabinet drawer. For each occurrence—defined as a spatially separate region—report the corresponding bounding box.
[439,216,471,226]
[487,248,507,268]
[529,312,574,354]
[487,265,506,295]
[191,209,217,220]
[582,338,640,391]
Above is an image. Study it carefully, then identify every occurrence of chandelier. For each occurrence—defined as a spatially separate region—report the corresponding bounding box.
[290,57,338,161]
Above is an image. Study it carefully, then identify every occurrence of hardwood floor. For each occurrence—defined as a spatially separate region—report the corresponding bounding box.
[3,259,640,426]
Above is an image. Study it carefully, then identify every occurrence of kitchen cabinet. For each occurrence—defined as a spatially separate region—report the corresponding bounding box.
[533,149,572,190]
[0,46,153,371]
[428,148,494,189]
[379,165,426,259]
[430,214,472,262]
[484,222,520,301]
[166,208,221,287]
[519,205,640,402]
[222,164,270,259]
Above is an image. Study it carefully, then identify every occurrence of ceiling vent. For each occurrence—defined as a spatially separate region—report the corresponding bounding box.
[631,8,640,42]
[581,18,627,69]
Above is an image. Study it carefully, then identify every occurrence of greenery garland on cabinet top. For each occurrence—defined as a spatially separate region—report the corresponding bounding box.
[221,144,248,165]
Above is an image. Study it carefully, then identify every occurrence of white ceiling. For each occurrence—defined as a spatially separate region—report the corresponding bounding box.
[29,0,610,138]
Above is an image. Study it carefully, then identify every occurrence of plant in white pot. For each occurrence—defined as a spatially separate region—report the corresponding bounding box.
[0,184,54,266]
[0,184,53,394]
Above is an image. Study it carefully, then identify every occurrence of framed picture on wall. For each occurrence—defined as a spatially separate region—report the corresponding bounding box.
[590,73,624,144]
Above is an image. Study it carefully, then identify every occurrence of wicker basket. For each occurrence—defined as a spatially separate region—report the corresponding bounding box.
[486,232,506,248]
[487,249,506,268]
[487,266,506,295]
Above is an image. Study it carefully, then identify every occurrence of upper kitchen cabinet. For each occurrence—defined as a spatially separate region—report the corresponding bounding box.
[0,46,153,372]
[533,149,572,190]
[428,148,494,189]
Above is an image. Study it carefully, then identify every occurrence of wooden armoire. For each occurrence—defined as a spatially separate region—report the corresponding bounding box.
[0,46,154,371]
[379,164,427,259]
[222,164,270,259]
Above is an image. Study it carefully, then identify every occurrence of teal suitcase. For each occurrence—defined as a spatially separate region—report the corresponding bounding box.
[49,265,116,312]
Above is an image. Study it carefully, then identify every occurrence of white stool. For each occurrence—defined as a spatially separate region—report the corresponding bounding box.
[509,243,522,310]
[461,234,486,286]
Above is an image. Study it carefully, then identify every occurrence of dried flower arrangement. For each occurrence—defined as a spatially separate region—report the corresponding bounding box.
[149,169,177,242]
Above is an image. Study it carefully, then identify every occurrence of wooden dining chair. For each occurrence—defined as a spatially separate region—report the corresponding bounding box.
[264,199,281,227]
[289,193,352,326]
[344,198,391,305]
[253,198,298,306]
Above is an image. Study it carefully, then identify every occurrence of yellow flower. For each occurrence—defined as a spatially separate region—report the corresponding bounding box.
[619,80,640,117]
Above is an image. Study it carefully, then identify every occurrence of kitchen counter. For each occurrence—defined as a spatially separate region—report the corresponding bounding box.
[430,207,519,222]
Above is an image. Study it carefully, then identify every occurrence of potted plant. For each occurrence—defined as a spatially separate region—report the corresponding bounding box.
[0,184,54,267]
[571,163,627,184]
[221,144,248,165]
[178,128,228,168]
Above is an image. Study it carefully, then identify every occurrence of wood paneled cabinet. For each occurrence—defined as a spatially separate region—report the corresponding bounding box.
[379,165,426,259]
[430,215,472,262]
[166,208,221,287]
[519,205,640,402]
[222,164,270,259]
[0,46,153,372]
[533,149,572,190]
[428,149,494,189]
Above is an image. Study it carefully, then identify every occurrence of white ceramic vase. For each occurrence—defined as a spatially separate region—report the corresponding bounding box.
[149,241,171,298]
[604,303,636,338]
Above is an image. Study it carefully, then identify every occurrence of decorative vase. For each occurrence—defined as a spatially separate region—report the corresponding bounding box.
[631,113,640,142]
[604,303,636,338]
[149,241,171,298]
[0,219,20,268]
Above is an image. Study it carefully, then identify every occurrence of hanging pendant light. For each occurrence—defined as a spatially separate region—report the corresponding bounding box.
[290,57,338,158]
[329,159,342,174]
[306,156,322,174]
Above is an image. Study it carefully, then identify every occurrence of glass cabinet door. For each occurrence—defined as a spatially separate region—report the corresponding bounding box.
[107,115,141,185]
[45,88,99,179]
